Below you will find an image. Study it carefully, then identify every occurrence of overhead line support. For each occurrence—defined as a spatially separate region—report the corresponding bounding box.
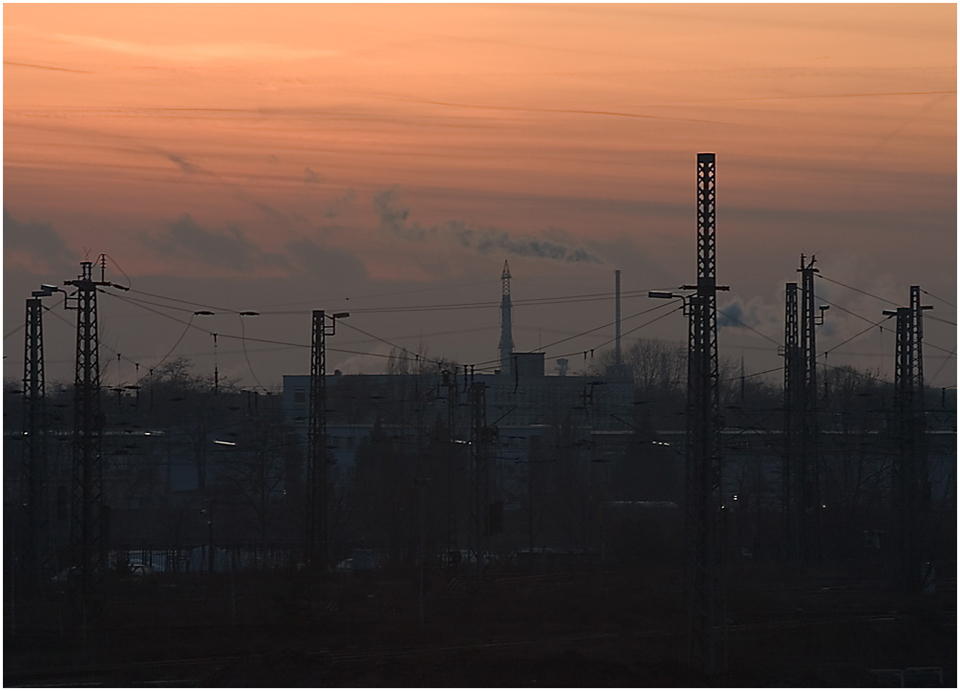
[63,258,120,635]
[683,153,729,675]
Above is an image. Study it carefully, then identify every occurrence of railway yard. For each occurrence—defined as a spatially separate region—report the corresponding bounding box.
[4,562,956,687]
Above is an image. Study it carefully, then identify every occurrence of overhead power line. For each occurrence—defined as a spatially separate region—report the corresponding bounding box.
[920,288,956,309]
[817,274,897,306]
[821,314,894,360]
[716,308,782,347]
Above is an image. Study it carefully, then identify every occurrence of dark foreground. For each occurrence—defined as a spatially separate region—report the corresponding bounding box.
[4,564,956,687]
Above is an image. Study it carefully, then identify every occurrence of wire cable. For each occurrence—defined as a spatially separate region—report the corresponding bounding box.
[238,314,267,393]
[716,308,782,347]
[821,315,895,360]
[104,254,133,290]
[546,303,686,365]
[926,314,957,327]
[814,293,880,326]
[4,323,26,340]
[817,274,898,306]
[927,346,956,386]
[920,288,956,309]
[145,314,196,378]
[337,320,409,357]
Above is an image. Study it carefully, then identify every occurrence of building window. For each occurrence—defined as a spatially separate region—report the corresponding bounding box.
[294,388,306,404]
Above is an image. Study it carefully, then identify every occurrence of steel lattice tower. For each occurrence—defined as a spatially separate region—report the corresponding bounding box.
[23,295,47,584]
[681,153,728,675]
[781,282,801,564]
[798,255,821,564]
[307,310,329,570]
[64,260,107,632]
[887,286,930,592]
[498,261,514,375]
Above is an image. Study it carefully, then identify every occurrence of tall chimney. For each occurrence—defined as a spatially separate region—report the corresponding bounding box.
[498,260,514,375]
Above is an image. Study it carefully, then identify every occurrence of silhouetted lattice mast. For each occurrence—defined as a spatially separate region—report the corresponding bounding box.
[681,153,728,675]
[885,286,931,592]
[781,282,801,564]
[798,254,823,564]
[307,310,330,571]
[64,258,114,633]
[22,292,47,584]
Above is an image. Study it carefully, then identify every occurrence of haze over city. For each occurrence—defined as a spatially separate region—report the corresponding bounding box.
[4,3,955,390]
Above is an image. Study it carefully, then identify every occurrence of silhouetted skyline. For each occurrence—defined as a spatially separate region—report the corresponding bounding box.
[4,4,955,389]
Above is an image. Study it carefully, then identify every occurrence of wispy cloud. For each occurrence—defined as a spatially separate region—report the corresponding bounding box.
[52,33,339,62]
[164,152,196,174]
[4,60,91,73]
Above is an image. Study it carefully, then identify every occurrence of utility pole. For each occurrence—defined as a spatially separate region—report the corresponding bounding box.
[884,286,931,592]
[306,309,348,572]
[443,370,458,563]
[470,381,488,589]
[307,310,329,572]
[23,288,54,586]
[798,255,826,565]
[615,269,622,371]
[781,283,801,565]
[681,153,729,675]
[63,258,120,634]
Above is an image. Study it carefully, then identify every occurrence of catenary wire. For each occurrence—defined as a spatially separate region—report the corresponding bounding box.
[716,309,782,347]
[470,299,682,369]
[816,274,898,306]
[821,315,895,359]
[920,288,956,309]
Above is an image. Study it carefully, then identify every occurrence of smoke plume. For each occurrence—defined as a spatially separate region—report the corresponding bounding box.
[373,188,602,264]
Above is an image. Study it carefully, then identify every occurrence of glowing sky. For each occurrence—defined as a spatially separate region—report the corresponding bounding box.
[3,4,956,388]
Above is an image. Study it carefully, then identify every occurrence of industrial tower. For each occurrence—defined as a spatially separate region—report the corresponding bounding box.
[885,286,931,592]
[498,260,514,375]
[682,153,728,674]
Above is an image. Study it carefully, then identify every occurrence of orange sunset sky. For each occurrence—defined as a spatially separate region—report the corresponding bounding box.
[3,3,956,388]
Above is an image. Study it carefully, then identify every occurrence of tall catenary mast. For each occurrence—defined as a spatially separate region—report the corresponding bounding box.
[682,153,728,675]
[885,286,931,592]
[498,260,514,375]
[23,292,47,585]
[798,254,821,565]
[782,282,801,565]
